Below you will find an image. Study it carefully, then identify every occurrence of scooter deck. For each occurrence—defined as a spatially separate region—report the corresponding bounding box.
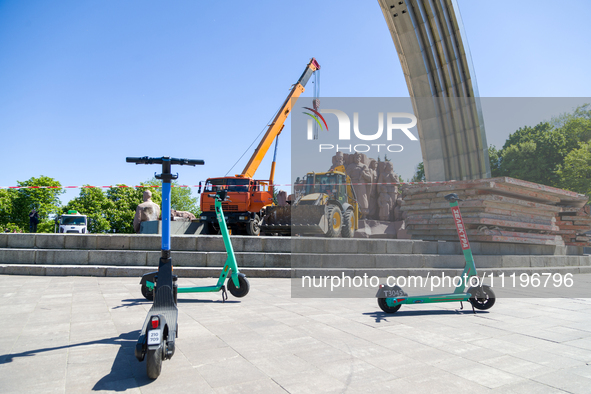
[140,285,178,337]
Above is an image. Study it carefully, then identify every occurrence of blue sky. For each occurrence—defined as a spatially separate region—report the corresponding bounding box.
[1,0,590,204]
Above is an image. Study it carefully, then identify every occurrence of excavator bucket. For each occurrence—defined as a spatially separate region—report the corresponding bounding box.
[260,206,292,234]
[292,205,328,235]
[260,205,328,235]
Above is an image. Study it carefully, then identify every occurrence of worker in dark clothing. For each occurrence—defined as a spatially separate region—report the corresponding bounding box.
[29,209,39,233]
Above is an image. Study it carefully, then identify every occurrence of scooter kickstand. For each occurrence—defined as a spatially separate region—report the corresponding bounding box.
[460,301,464,310]
[221,285,227,303]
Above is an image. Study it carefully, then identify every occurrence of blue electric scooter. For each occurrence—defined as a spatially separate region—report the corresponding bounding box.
[127,156,204,379]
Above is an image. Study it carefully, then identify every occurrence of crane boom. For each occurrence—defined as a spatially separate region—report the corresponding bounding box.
[238,58,320,179]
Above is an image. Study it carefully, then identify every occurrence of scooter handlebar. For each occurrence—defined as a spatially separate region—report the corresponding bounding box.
[126,156,205,166]
[444,193,462,202]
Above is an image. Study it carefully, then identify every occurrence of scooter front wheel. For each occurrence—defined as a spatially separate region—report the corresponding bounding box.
[468,285,496,310]
[378,298,401,313]
[227,274,250,298]
[146,347,163,379]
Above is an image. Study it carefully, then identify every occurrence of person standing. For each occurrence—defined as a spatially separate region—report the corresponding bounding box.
[29,208,39,233]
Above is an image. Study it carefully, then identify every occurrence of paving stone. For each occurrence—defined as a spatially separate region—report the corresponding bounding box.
[386,240,414,254]
[0,275,590,393]
[95,234,130,250]
[64,234,98,250]
[35,249,89,265]
[261,237,290,253]
[33,234,63,249]
[170,235,198,251]
[412,241,438,254]
[0,249,36,264]
[292,238,327,254]
[357,239,387,254]
[89,250,147,266]
[128,234,160,250]
[197,236,226,252]
[5,233,35,249]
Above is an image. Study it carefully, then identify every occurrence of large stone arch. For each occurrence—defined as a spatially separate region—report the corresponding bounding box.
[377,0,491,181]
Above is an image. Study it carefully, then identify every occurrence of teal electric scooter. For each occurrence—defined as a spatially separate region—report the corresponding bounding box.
[140,189,250,302]
[376,193,495,314]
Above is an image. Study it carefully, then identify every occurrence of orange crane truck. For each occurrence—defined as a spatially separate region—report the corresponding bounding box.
[198,58,321,235]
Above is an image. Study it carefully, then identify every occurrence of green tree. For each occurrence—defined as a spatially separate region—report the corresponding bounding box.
[0,189,16,231]
[63,187,114,233]
[410,162,425,182]
[142,178,200,216]
[488,145,502,177]
[551,103,591,128]
[558,117,591,152]
[557,142,591,197]
[105,185,146,233]
[11,176,64,232]
[495,122,567,187]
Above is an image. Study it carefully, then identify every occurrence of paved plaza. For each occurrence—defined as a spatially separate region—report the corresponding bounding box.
[1,275,590,393]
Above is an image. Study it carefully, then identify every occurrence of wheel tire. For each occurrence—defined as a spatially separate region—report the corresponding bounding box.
[141,283,154,301]
[468,285,496,310]
[325,205,342,238]
[146,346,163,379]
[378,298,401,314]
[227,274,250,298]
[207,223,220,235]
[246,214,261,236]
[341,209,355,238]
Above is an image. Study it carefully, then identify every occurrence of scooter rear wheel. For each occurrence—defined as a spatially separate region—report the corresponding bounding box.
[141,283,154,301]
[378,298,401,313]
[227,274,250,298]
[146,346,163,379]
[468,285,496,310]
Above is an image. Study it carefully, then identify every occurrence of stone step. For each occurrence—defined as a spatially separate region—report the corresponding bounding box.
[1,248,589,270]
[0,264,289,278]
[0,233,291,253]
[292,253,591,269]
[0,249,288,268]
[3,264,584,279]
[1,233,586,256]
[292,266,591,278]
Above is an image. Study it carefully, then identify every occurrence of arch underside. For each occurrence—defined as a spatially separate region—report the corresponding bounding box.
[378,0,491,181]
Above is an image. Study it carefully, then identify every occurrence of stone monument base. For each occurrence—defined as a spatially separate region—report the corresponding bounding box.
[354,219,410,239]
[139,220,204,235]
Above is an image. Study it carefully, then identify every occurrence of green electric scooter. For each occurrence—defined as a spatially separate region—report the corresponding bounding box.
[376,193,495,314]
[140,189,250,302]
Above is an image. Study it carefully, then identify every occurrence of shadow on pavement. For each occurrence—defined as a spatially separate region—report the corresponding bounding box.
[176,298,240,304]
[111,298,151,309]
[115,297,241,307]
[363,308,490,322]
[0,330,156,391]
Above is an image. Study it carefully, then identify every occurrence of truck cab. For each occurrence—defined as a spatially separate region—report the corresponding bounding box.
[199,177,273,235]
[57,210,89,234]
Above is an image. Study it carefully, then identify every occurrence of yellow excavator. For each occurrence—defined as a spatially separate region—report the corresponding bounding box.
[261,165,359,238]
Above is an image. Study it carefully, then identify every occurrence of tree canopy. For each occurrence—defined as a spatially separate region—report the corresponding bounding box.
[488,104,591,196]
[141,178,200,216]
[411,104,591,197]
[0,176,64,232]
[1,175,202,234]
[410,162,426,182]
[60,179,200,233]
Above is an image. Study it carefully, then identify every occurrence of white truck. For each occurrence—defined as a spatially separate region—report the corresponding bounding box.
[56,210,89,234]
